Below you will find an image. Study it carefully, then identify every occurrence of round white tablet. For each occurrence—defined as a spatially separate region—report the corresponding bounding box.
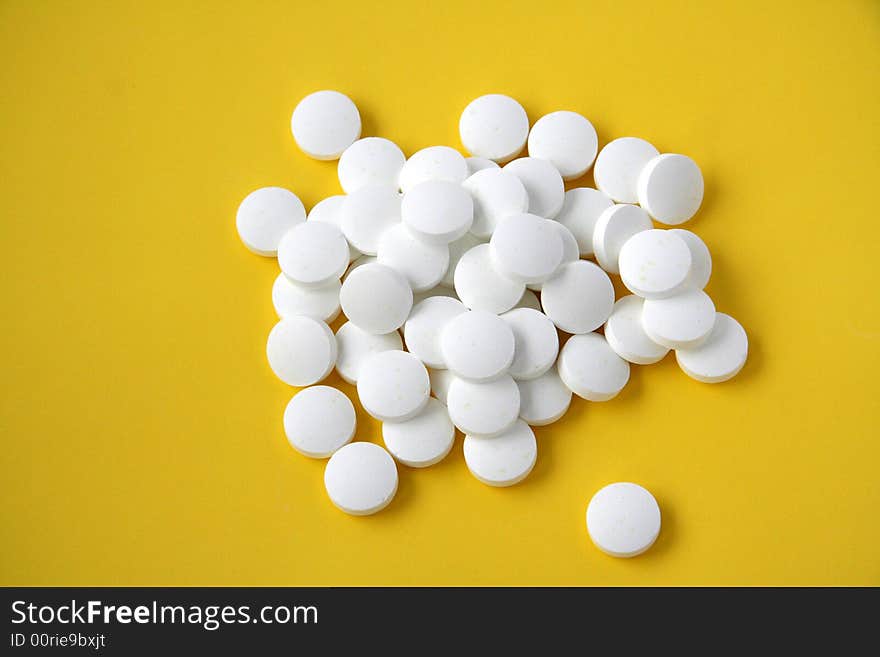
[376,223,449,292]
[638,153,704,225]
[501,308,559,381]
[462,168,530,239]
[236,187,306,256]
[324,442,398,516]
[283,386,355,458]
[540,260,614,334]
[604,295,669,365]
[428,367,456,404]
[527,218,578,291]
[401,179,473,244]
[503,157,565,219]
[555,187,614,256]
[463,420,536,486]
[334,321,402,384]
[593,137,659,203]
[404,296,467,369]
[558,332,630,401]
[459,94,529,163]
[527,111,598,180]
[447,375,520,437]
[517,369,572,426]
[340,184,401,256]
[669,228,712,290]
[675,313,748,383]
[398,146,468,193]
[592,203,653,275]
[642,289,716,349]
[618,229,692,299]
[339,262,412,334]
[453,243,525,314]
[337,137,406,194]
[272,273,341,323]
[490,213,564,284]
[586,482,661,557]
[277,221,350,288]
[266,316,337,387]
[291,90,361,160]
[516,288,542,311]
[357,350,430,422]
[440,310,515,382]
[442,233,483,287]
[343,253,376,281]
[308,195,359,262]
[466,156,500,175]
[382,398,455,468]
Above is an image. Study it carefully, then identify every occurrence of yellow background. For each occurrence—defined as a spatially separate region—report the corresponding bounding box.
[1,0,878,586]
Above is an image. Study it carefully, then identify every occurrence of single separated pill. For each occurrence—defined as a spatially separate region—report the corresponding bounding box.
[382,398,455,468]
[527,111,599,180]
[587,482,661,557]
[324,442,398,516]
[618,229,693,300]
[517,369,572,426]
[592,204,653,275]
[447,375,520,437]
[541,260,614,334]
[669,228,712,290]
[283,386,355,458]
[501,307,559,381]
[463,420,536,487]
[442,232,484,287]
[340,263,412,335]
[558,332,630,402]
[675,313,748,383]
[376,223,449,292]
[637,153,704,225]
[266,316,337,387]
[555,187,614,257]
[490,213,564,284]
[642,289,716,349]
[272,273,341,323]
[277,221,350,288]
[454,243,525,314]
[338,137,406,193]
[357,350,430,422]
[291,90,361,160]
[459,94,529,163]
[404,296,467,369]
[465,157,500,175]
[308,195,360,262]
[604,296,669,365]
[340,184,401,256]
[504,157,565,219]
[334,321,402,384]
[398,146,468,193]
[463,168,530,239]
[402,179,474,245]
[593,137,659,203]
[440,310,516,382]
[236,186,306,256]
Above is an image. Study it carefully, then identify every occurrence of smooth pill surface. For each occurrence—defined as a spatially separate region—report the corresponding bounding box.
[334,321,402,384]
[339,262,412,334]
[376,223,449,292]
[338,137,406,193]
[454,243,525,314]
[675,313,748,383]
[404,296,467,369]
[463,420,536,486]
[463,168,530,239]
[638,153,704,225]
[459,94,529,163]
[291,90,361,160]
[642,289,716,349]
[278,221,350,288]
[343,254,376,281]
[541,260,614,334]
[447,375,520,437]
[272,273,341,323]
[604,295,669,365]
[340,184,401,255]
[266,316,337,387]
[324,442,398,516]
[528,219,578,291]
[413,284,459,305]
[503,157,565,219]
[440,310,515,382]
[402,179,474,244]
[357,350,430,422]
[442,233,483,287]
[501,307,559,381]
[516,288,542,311]
[490,213,564,284]
[428,367,456,405]
[555,187,614,256]
[284,386,356,458]
[517,369,572,426]
[669,228,712,290]
[309,195,359,262]
[466,156,500,175]
[592,203,654,275]
[382,398,455,468]
[236,187,306,256]
[558,332,630,401]
[587,482,661,557]
[593,137,659,203]
[618,229,693,299]
[527,111,598,180]
[398,146,468,193]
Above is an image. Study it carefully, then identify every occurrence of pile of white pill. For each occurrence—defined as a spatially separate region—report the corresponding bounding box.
[236,89,749,556]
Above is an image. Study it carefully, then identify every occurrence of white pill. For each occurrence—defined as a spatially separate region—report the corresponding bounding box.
[555,187,614,257]
[339,262,412,334]
[501,308,559,381]
[272,273,341,323]
[490,213,564,284]
[398,146,468,193]
[278,221,350,288]
[442,232,484,287]
[440,310,515,382]
[466,156,500,175]
[454,243,524,314]
[540,260,614,334]
[586,482,661,557]
[401,180,474,245]
[463,420,536,486]
[604,295,669,365]
[459,94,529,163]
[618,229,692,299]
[340,184,401,256]
[517,368,572,426]
[236,187,306,256]
[447,375,520,437]
[343,253,376,281]
[357,350,430,422]
[503,157,565,219]
[308,195,359,262]
[463,168,530,239]
[428,367,456,404]
[593,137,659,203]
[516,288,542,311]
[527,111,598,180]
[592,203,653,275]
[527,219,578,291]
[642,289,716,349]
[337,137,406,194]
[638,153,704,225]
[376,223,449,292]
[324,442,397,516]
[669,228,712,290]
[558,332,630,401]
[290,90,361,161]
[283,385,355,458]
[676,313,748,383]
[404,296,467,369]
[334,321,402,384]
[413,284,459,305]
[266,316,337,387]
[382,398,455,468]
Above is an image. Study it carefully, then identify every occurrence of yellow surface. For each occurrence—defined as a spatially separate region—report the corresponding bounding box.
[1,0,878,586]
